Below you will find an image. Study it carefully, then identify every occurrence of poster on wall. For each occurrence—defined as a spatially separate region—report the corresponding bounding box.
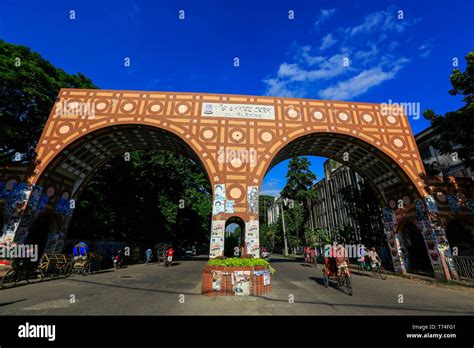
[233,271,250,295]
[28,185,43,211]
[43,233,59,254]
[246,239,260,257]
[55,197,74,216]
[263,270,270,286]
[214,184,226,200]
[212,271,222,291]
[210,220,225,258]
[247,186,259,214]
[447,195,460,212]
[37,194,49,211]
[13,215,32,244]
[2,215,21,240]
[211,220,225,238]
[225,200,235,213]
[245,220,259,239]
[414,199,428,222]
[5,183,32,215]
[212,200,225,215]
[0,181,16,199]
[425,195,439,214]
[209,237,224,258]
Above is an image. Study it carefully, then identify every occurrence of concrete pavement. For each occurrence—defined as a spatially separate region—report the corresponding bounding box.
[0,255,473,315]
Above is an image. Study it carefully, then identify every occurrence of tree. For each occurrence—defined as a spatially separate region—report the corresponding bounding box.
[281,157,317,243]
[423,52,474,169]
[68,150,212,246]
[281,157,317,203]
[0,40,97,161]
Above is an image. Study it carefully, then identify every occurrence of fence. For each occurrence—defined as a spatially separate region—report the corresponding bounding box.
[450,256,474,281]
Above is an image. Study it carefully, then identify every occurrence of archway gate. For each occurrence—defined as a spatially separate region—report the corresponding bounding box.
[0,88,459,280]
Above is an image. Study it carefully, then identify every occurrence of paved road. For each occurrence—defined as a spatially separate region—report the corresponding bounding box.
[1,255,473,315]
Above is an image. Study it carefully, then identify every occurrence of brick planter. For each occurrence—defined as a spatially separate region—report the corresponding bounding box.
[202,264,272,296]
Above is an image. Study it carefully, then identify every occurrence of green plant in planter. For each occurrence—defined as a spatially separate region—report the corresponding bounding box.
[208,257,269,267]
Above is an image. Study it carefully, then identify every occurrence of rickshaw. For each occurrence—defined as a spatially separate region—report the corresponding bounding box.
[37,254,73,280]
[322,253,353,296]
[70,242,102,275]
[1,258,36,289]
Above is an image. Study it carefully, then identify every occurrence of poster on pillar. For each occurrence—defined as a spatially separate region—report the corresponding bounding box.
[245,220,260,257]
[1,215,21,242]
[43,233,59,254]
[37,194,49,211]
[5,183,32,215]
[0,181,16,199]
[212,184,225,215]
[247,186,258,214]
[210,220,225,258]
[28,185,43,211]
[13,215,32,243]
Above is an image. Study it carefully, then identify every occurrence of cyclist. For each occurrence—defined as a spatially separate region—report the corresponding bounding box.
[335,243,349,277]
[368,246,382,270]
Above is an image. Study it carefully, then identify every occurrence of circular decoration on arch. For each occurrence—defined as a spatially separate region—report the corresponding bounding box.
[285,105,301,120]
[174,102,191,115]
[227,184,244,201]
[230,128,246,143]
[94,99,110,112]
[337,111,351,123]
[230,157,243,169]
[200,127,216,141]
[259,130,274,143]
[65,98,82,113]
[311,109,326,121]
[147,101,164,114]
[386,115,399,125]
[362,113,374,124]
[119,100,137,113]
[58,125,71,135]
[391,136,405,149]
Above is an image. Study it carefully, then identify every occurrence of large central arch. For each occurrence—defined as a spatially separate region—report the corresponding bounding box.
[1,88,456,280]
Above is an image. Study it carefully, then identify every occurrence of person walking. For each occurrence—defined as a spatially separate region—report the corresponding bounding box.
[145,248,153,265]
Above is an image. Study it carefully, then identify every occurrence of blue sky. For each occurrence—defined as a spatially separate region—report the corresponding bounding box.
[1,0,472,196]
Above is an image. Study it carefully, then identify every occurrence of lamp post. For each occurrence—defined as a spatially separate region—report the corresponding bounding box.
[280,199,289,256]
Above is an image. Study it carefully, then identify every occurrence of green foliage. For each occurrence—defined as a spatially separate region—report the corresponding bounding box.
[208,257,270,267]
[281,157,317,203]
[423,52,474,170]
[69,149,212,245]
[259,223,280,251]
[305,226,332,245]
[0,39,97,161]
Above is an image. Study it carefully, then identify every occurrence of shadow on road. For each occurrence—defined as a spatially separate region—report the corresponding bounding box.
[0,299,26,307]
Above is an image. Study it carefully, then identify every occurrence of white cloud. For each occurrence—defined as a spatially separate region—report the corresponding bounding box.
[314,8,336,28]
[319,57,408,100]
[419,41,433,59]
[320,34,337,50]
[318,68,394,100]
[263,6,421,100]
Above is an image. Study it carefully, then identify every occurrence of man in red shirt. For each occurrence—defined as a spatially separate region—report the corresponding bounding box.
[166,246,174,266]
